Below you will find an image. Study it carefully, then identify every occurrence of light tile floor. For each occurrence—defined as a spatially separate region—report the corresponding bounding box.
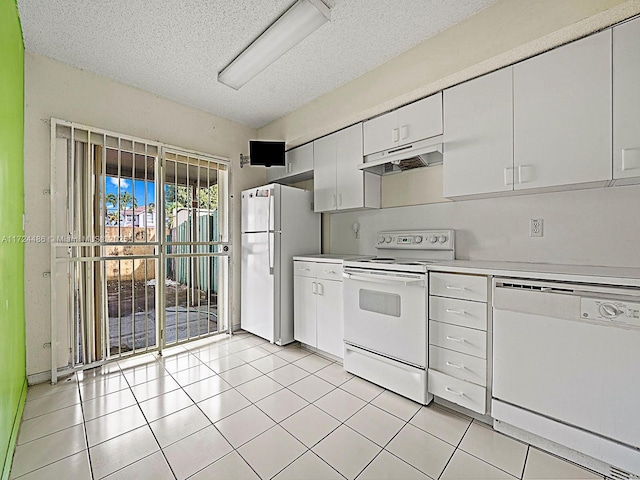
[10,332,606,480]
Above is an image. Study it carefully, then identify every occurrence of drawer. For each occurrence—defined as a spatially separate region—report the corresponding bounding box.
[294,261,317,278]
[316,263,343,282]
[429,296,487,330]
[428,369,486,414]
[429,321,486,359]
[429,345,487,387]
[430,272,488,302]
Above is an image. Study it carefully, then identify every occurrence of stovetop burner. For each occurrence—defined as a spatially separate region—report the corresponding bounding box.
[361,257,395,264]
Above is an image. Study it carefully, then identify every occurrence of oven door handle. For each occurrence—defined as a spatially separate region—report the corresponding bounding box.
[342,272,425,287]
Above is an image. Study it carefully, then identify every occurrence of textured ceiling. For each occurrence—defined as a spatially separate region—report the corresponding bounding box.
[18,0,496,129]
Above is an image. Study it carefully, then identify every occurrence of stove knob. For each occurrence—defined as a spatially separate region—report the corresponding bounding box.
[377,235,385,244]
[429,236,438,243]
[414,236,423,244]
[385,236,392,243]
[438,235,447,243]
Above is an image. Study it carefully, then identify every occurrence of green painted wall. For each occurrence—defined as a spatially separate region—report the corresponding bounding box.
[0,0,26,478]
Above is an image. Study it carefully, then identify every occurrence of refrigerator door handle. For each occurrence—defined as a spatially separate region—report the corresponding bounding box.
[268,232,274,275]
[267,193,274,274]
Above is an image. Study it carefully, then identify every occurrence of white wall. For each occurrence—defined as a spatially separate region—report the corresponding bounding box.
[24,52,266,378]
[329,183,640,268]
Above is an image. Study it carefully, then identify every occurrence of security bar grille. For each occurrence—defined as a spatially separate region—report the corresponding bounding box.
[50,119,231,383]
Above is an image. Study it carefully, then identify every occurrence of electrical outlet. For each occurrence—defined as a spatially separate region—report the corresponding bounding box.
[530,218,543,237]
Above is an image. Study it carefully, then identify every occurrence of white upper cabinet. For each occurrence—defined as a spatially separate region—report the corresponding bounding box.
[336,124,367,210]
[363,93,443,156]
[286,143,314,176]
[613,16,640,185]
[513,30,612,191]
[313,133,337,212]
[267,143,314,183]
[443,67,514,198]
[314,123,380,213]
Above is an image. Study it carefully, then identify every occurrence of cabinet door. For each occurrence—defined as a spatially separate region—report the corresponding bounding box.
[397,92,443,146]
[294,275,317,347]
[363,110,398,155]
[335,124,364,210]
[287,143,314,176]
[613,16,640,182]
[316,280,344,358]
[443,68,514,197]
[267,165,287,182]
[514,31,612,190]
[313,134,337,212]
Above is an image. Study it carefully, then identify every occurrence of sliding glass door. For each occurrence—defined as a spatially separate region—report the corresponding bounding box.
[50,119,230,382]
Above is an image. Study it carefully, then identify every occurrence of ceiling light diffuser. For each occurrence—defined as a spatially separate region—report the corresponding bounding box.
[217,0,331,90]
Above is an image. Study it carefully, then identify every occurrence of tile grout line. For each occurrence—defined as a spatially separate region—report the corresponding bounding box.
[351,399,428,480]
[454,420,528,479]
[520,445,530,480]
[75,372,97,480]
[435,416,476,480]
[118,358,179,480]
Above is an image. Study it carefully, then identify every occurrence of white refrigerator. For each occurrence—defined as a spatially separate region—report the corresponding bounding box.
[241,183,320,345]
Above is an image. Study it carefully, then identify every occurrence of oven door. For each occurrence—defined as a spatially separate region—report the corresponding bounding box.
[343,267,427,367]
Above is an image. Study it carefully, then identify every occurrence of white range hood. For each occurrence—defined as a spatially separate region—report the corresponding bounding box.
[358,135,443,176]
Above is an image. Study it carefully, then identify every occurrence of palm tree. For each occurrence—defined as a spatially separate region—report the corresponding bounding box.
[105,193,118,225]
[119,192,138,210]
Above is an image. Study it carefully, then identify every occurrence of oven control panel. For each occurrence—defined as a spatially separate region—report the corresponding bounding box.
[375,230,455,250]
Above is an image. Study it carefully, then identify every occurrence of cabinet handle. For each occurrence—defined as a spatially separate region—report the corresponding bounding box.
[503,167,514,186]
[446,361,465,370]
[392,128,399,143]
[332,194,336,208]
[317,283,324,296]
[516,164,532,184]
[446,335,466,343]
[324,270,336,274]
[445,387,465,397]
[446,285,466,291]
[311,282,317,295]
[299,267,310,271]
[446,309,466,315]
[622,148,640,171]
[338,194,342,206]
[400,124,409,140]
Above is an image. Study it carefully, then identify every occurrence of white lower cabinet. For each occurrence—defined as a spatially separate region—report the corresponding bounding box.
[316,279,343,358]
[294,260,344,358]
[428,272,489,414]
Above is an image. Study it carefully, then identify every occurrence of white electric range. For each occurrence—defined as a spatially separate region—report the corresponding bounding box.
[342,230,455,404]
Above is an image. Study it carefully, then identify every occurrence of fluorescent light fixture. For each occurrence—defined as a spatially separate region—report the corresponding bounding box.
[217,0,330,90]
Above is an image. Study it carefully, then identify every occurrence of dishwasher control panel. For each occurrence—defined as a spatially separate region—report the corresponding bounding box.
[581,298,640,327]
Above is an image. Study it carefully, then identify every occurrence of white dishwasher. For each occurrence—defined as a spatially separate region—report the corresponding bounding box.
[492,278,640,478]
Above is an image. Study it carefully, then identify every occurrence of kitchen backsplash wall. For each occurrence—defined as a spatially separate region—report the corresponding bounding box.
[328,184,640,268]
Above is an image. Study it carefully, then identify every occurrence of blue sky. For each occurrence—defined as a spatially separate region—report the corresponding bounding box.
[105,176,155,207]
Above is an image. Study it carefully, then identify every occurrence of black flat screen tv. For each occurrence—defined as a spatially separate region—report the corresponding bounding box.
[249,141,286,167]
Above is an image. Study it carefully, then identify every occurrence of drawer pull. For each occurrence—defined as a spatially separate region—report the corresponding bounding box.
[446,361,465,370]
[299,267,310,271]
[446,336,466,343]
[445,309,466,315]
[445,387,465,397]
[324,270,337,274]
[446,285,466,291]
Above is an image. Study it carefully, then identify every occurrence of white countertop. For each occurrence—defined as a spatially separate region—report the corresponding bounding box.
[293,254,370,263]
[428,260,640,288]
